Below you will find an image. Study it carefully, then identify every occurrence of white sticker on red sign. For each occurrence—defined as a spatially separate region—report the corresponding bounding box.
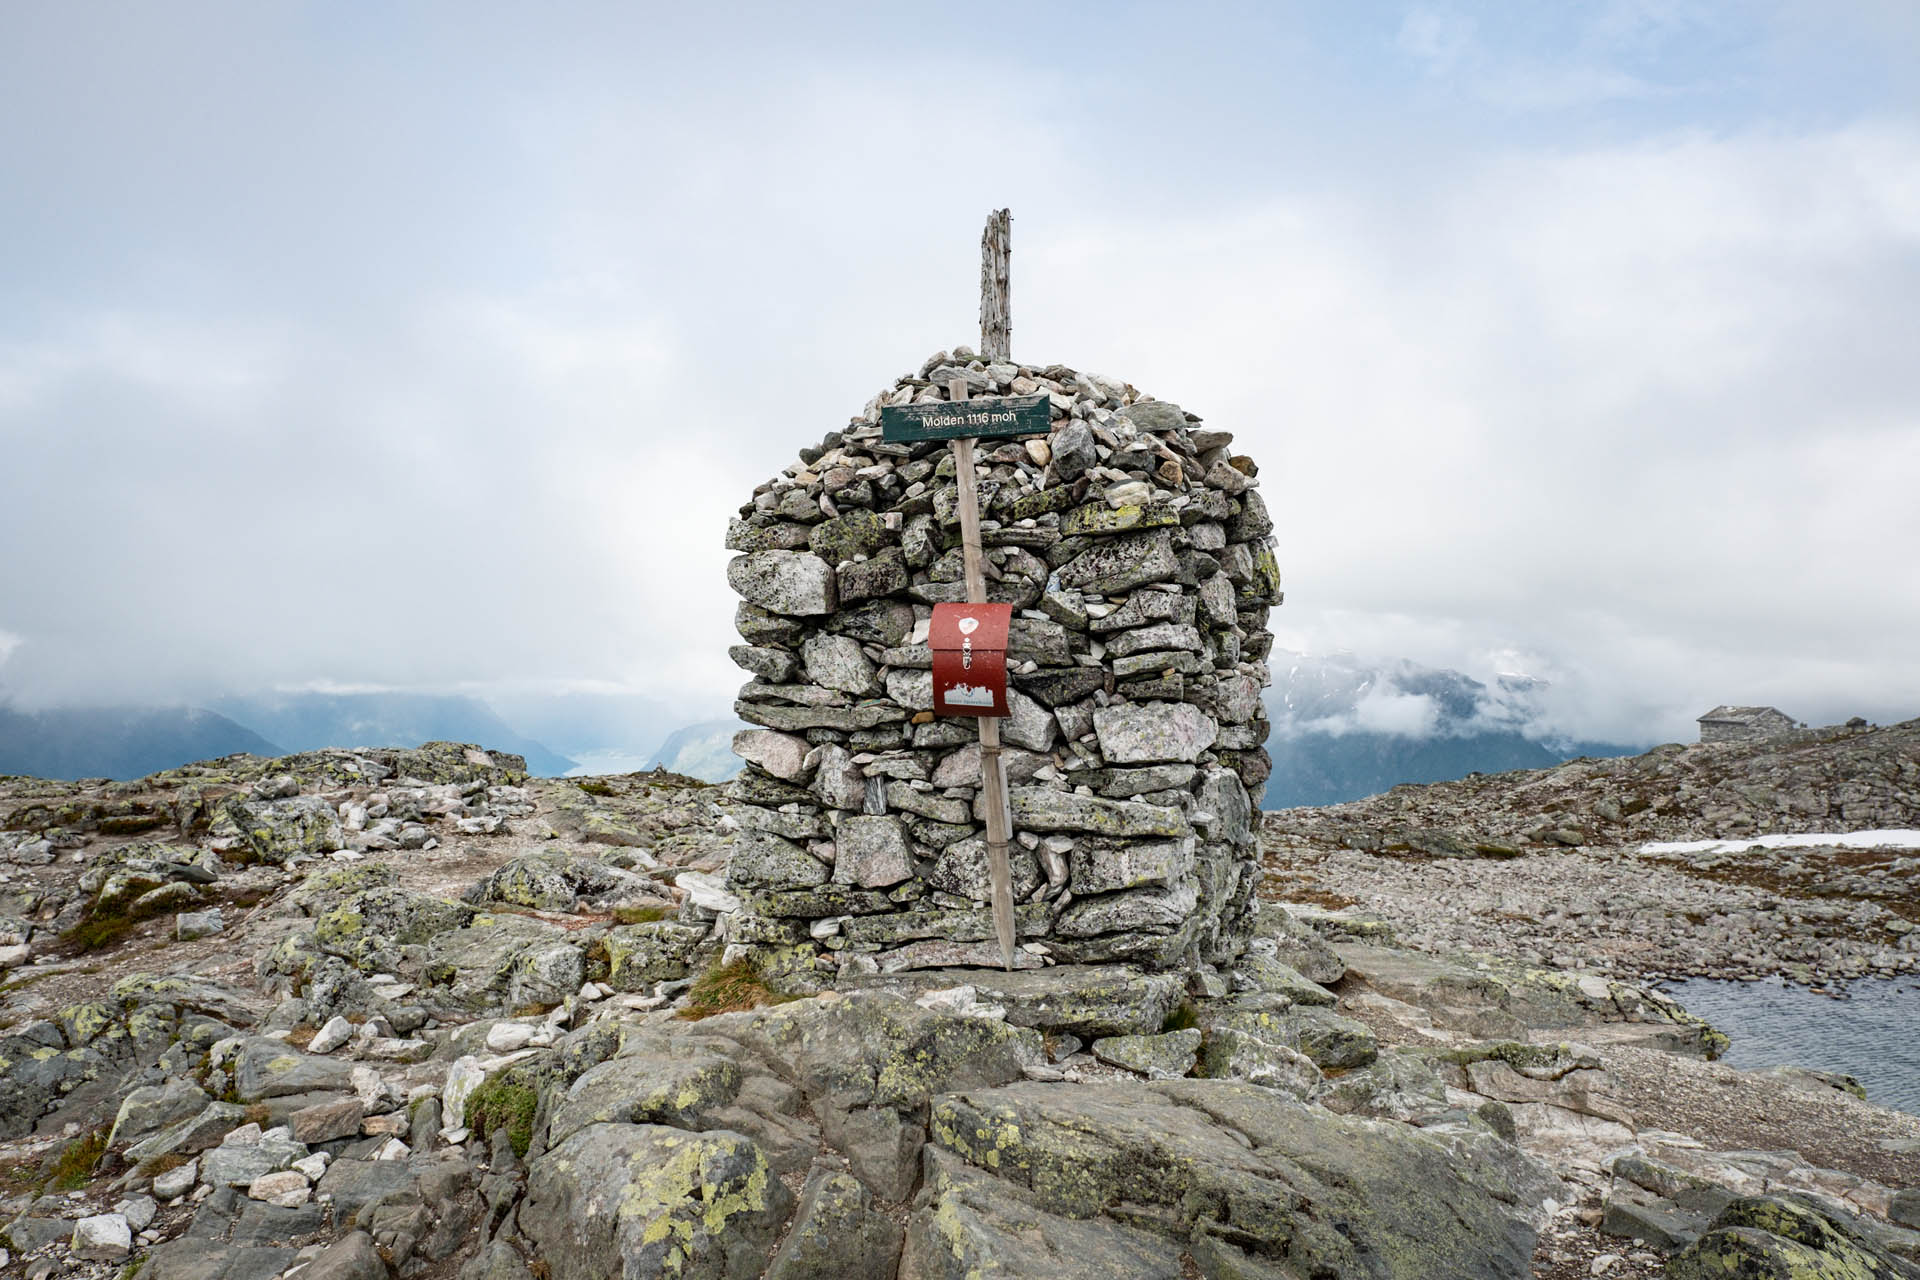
[929,602,1012,718]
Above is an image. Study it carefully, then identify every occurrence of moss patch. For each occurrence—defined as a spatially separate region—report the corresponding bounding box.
[43,1127,108,1191]
[612,904,671,925]
[465,1077,539,1159]
[1160,1002,1200,1033]
[676,960,803,1021]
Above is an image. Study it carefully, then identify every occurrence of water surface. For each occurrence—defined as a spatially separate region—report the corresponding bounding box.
[1661,976,1920,1116]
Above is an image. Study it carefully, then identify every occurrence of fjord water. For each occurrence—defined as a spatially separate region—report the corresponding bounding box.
[1662,976,1920,1115]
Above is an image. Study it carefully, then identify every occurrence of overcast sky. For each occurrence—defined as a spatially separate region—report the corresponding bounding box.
[3,1,1918,746]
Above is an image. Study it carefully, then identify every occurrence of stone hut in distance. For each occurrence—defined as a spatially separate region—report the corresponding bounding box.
[1697,705,1798,744]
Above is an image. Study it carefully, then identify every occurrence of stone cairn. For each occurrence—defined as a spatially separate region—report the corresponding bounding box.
[721,348,1280,982]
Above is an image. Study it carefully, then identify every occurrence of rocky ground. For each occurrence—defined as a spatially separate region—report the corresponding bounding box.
[0,737,1912,1279]
[1262,718,1920,986]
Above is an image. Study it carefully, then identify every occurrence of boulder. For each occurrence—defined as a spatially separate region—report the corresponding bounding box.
[926,1079,1555,1279]
[1667,1195,1918,1280]
[765,1165,901,1280]
[296,1231,388,1280]
[71,1213,132,1261]
[210,794,345,863]
[234,1037,355,1101]
[521,1124,794,1280]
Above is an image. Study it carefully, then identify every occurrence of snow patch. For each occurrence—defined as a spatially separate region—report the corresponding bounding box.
[1641,830,1920,856]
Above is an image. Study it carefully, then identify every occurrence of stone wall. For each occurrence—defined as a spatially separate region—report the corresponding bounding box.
[720,348,1279,981]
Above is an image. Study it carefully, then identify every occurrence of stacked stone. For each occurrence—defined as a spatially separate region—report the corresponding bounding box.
[721,348,1280,980]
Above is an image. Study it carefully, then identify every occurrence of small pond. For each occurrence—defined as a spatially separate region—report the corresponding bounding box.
[1659,976,1920,1117]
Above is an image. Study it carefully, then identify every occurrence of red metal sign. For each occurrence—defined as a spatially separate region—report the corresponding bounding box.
[929,602,1011,717]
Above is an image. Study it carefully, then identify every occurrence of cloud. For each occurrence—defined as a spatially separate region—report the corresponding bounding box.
[0,5,1915,751]
[1324,687,1441,738]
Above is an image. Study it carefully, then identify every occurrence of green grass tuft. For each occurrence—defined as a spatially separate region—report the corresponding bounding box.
[1161,1003,1201,1033]
[677,960,802,1021]
[44,1127,108,1191]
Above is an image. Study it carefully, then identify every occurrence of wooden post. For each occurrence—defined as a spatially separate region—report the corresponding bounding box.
[981,209,1010,361]
[947,372,1017,971]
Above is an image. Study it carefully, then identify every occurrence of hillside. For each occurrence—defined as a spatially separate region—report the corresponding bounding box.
[0,705,283,781]
[1262,718,1920,987]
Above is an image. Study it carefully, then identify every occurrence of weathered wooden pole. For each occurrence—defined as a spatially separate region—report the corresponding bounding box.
[960,209,1016,970]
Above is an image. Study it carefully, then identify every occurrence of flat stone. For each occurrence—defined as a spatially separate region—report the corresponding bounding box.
[928,1079,1550,1277]
[294,1231,387,1280]
[176,908,225,940]
[728,550,838,616]
[1068,836,1193,895]
[1197,1027,1322,1097]
[1006,787,1188,838]
[802,632,879,695]
[1235,954,1337,1005]
[1056,530,1179,595]
[521,1124,794,1280]
[1104,622,1202,658]
[1091,1028,1201,1078]
[1055,881,1198,937]
[1001,688,1057,752]
[807,508,892,563]
[838,547,909,604]
[833,815,915,888]
[308,1015,354,1054]
[1093,700,1217,764]
[144,1242,299,1280]
[729,645,803,684]
[733,729,814,782]
[1061,500,1179,538]
[234,1037,355,1102]
[849,965,1185,1038]
[287,1097,364,1144]
[727,829,830,891]
[246,1170,311,1207]
[153,1159,199,1199]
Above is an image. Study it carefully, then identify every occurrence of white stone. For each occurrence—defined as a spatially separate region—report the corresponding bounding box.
[71,1214,132,1261]
[153,1159,198,1200]
[352,1065,387,1108]
[677,872,740,915]
[221,1122,263,1147]
[374,1137,410,1161]
[443,1056,487,1130]
[1093,701,1217,764]
[247,1170,311,1207]
[731,729,814,782]
[292,1154,330,1180]
[486,1022,535,1053]
[114,1194,157,1232]
[308,1015,355,1054]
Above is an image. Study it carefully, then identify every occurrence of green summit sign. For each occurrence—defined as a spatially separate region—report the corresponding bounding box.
[880,392,1050,444]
